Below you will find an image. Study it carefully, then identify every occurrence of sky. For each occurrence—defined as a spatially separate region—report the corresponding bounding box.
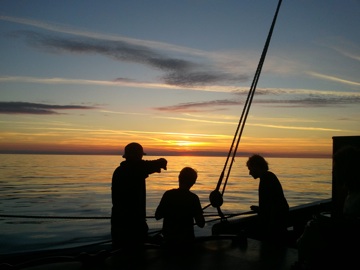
[0,0,359,158]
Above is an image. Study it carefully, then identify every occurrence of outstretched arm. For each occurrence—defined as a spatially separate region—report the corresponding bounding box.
[145,158,168,174]
[158,158,167,170]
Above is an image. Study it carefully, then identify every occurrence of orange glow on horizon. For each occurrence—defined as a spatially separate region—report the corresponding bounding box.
[0,138,332,158]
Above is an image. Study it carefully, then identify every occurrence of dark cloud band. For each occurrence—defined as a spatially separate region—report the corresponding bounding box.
[0,101,96,114]
[153,92,360,112]
[9,30,248,87]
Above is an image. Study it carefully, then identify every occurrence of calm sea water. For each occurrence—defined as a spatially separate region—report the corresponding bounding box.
[0,154,332,254]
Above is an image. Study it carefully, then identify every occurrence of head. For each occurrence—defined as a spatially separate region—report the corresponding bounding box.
[246,154,269,179]
[178,167,198,190]
[122,142,146,161]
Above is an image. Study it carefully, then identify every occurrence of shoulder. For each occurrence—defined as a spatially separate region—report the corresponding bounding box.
[266,171,277,177]
[162,188,178,197]
[113,163,124,174]
[116,160,131,168]
[264,171,279,181]
[165,188,178,194]
[189,190,199,197]
[260,171,280,186]
[113,160,133,172]
[187,191,201,202]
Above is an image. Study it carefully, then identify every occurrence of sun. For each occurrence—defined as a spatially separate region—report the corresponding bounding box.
[175,141,198,147]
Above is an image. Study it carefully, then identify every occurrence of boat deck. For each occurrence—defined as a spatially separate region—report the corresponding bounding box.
[1,236,299,270]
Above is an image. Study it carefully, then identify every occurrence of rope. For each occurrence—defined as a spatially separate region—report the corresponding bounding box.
[208,0,283,212]
[0,214,110,220]
[0,213,237,220]
[0,212,253,221]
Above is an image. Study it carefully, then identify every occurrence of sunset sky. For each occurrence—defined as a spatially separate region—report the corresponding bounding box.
[1,0,359,158]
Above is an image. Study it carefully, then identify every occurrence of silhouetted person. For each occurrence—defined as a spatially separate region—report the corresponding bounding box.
[111,142,167,250]
[155,167,205,248]
[246,154,289,243]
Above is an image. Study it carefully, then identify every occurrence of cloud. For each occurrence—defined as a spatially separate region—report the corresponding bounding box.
[163,71,245,87]
[308,72,360,87]
[153,89,360,112]
[255,96,360,107]
[0,75,245,93]
[154,99,241,112]
[8,30,247,87]
[0,15,207,56]
[0,102,97,114]
[236,88,360,107]
[318,37,360,62]
[247,123,346,132]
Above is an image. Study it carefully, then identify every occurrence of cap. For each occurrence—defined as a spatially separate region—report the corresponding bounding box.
[122,142,146,159]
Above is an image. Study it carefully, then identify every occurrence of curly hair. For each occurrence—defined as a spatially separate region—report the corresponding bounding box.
[246,154,269,171]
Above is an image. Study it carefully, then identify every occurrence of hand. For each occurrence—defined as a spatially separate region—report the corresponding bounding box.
[159,158,167,170]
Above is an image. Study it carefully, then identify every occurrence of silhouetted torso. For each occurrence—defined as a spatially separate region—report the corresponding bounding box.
[156,188,203,243]
[111,159,164,248]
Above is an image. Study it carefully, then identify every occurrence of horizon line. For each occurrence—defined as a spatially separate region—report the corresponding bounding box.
[0,150,332,159]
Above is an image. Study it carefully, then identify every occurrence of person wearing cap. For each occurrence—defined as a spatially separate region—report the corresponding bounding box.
[111,142,167,250]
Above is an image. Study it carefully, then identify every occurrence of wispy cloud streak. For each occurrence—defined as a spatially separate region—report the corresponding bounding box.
[0,75,240,92]
[154,99,240,112]
[0,15,207,56]
[248,123,346,132]
[308,72,360,87]
[8,29,246,87]
[154,89,360,112]
[1,13,250,87]
[0,102,96,114]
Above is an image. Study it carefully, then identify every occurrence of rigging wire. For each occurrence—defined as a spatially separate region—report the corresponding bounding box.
[208,0,283,215]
